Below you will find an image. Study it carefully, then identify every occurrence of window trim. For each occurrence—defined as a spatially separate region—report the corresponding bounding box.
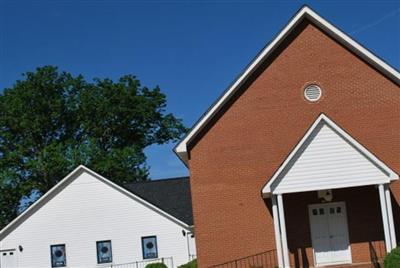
[50,244,67,268]
[141,236,158,259]
[96,240,113,264]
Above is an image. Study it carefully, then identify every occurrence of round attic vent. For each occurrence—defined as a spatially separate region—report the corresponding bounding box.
[304,85,322,102]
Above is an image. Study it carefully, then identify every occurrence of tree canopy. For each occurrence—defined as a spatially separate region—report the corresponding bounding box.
[0,66,187,228]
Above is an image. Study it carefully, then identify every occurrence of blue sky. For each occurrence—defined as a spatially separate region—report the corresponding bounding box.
[0,0,399,179]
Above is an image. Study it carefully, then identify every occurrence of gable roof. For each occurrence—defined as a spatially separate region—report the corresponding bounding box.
[174,5,400,165]
[0,166,192,240]
[124,177,193,226]
[262,114,399,197]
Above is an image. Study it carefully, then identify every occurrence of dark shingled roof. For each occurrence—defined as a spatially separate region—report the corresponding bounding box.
[124,177,193,226]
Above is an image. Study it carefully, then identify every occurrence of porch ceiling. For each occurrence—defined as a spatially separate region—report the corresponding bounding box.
[262,114,399,197]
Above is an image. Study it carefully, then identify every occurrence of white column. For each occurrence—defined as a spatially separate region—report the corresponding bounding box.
[385,184,397,249]
[378,184,392,252]
[272,195,284,268]
[277,194,290,268]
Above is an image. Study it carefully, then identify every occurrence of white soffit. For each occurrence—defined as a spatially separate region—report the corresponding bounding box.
[174,6,400,165]
[262,114,399,197]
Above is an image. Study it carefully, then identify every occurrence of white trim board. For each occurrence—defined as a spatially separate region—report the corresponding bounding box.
[0,165,191,241]
[262,114,399,197]
[174,5,400,165]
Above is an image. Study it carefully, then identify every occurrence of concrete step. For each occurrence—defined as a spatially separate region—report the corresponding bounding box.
[317,262,380,268]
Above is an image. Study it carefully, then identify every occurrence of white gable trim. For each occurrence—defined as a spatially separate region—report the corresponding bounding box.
[262,114,399,197]
[0,165,191,240]
[174,6,400,165]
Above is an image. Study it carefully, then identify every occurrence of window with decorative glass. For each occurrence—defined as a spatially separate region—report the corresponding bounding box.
[142,236,158,259]
[97,240,113,264]
[50,244,66,267]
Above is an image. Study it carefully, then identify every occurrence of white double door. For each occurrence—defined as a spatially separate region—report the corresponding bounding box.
[308,202,352,266]
[0,250,17,268]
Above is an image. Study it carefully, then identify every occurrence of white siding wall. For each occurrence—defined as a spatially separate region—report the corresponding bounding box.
[273,123,390,194]
[0,172,195,268]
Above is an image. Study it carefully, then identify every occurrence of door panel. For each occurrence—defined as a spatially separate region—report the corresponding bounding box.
[309,202,351,266]
[327,204,351,264]
[310,207,331,264]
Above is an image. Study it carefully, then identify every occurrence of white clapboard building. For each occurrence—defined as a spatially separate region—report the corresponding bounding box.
[0,166,196,268]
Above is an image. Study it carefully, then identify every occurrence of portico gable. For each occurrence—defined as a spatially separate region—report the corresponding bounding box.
[262,114,399,268]
[262,113,398,197]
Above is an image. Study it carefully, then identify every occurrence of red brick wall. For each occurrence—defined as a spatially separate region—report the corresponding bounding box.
[187,22,400,267]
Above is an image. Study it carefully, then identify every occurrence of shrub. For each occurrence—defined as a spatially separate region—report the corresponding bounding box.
[384,247,400,268]
[145,263,168,268]
[178,259,197,268]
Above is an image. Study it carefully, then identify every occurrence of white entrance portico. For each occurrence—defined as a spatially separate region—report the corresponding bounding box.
[262,114,399,268]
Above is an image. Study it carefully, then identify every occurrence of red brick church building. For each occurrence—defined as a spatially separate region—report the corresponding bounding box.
[175,6,400,268]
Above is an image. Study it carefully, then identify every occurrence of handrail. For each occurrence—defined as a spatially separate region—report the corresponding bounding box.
[108,257,174,268]
[209,249,278,268]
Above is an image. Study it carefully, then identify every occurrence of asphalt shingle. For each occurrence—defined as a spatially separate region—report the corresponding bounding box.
[124,177,193,226]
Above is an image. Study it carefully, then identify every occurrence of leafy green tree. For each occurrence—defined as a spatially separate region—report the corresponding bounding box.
[0,66,187,228]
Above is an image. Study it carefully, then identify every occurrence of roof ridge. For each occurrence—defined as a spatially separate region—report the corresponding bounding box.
[126,176,189,185]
